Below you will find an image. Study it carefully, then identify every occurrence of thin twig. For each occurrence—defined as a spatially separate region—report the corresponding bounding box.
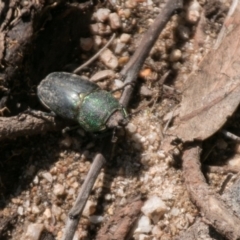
[221,129,240,142]
[62,154,106,240]
[119,0,183,107]
[73,34,116,74]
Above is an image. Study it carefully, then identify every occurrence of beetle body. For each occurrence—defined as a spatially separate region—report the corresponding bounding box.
[37,72,126,132]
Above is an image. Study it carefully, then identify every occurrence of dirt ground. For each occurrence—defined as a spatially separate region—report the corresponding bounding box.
[0,0,238,239]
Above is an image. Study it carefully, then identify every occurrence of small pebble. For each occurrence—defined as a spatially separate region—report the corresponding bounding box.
[114,42,126,54]
[33,176,39,185]
[118,56,129,66]
[90,70,115,82]
[41,172,53,183]
[100,48,118,69]
[113,79,124,89]
[141,195,167,223]
[83,200,96,217]
[126,123,137,133]
[186,0,201,24]
[125,0,137,8]
[43,208,52,219]
[140,86,153,97]
[93,35,102,47]
[53,184,65,197]
[96,8,110,22]
[31,205,40,214]
[118,9,131,19]
[138,234,151,240]
[18,206,24,216]
[90,23,111,35]
[109,12,121,30]
[120,33,131,43]
[135,215,152,233]
[170,49,182,62]
[24,223,44,240]
[89,215,104,224]
[52,205,62,219]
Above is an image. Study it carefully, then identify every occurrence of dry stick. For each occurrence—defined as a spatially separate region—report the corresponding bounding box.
[62,154,105,240]
[221,129,240,142]
[73,34,116,74]
[182,145,240,240]
[0,111,63,141]
[62,1,183,240]
[119,0,183,108]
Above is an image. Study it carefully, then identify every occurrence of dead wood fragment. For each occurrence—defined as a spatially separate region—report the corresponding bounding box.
[182,145,240,240]
[0,112,64,140]
[96,199,143,240]
[170,3,240,142]
[119,0,183,108]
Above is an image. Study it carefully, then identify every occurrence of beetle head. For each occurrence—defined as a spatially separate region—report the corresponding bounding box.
[106,110,128,129]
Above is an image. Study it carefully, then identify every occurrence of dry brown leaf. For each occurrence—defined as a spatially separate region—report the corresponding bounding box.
[170,4,240,142]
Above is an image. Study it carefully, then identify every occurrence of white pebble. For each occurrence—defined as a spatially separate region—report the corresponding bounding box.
[141,195,167,223]
[24,223,44,240]
[83,200,96,217]
[125,0,137,8]
[114,42,126,54]
[147,132,158,144]
[109,12,121,30]
[186,0,201,24]
[135,215,152,233]
[132,133,143,142]
[43,208,52,219]
[52,204,62,219]
[138,234,151,240]
[18,206,24,215]
[93,35,102,47]
[113,79,124,89]
[126,122,137,133]
[170,207,180,216]
[96,8,110,22]
[53,184,65,196]
[100,48,118,69]
[89,215,104,224]
[120,33,131,43]
[90,70,115,82]
[90,23,111,35]
[31,205,40,214]
[170,49,182,62]
[41,172,53,183]
[33,176,39,185]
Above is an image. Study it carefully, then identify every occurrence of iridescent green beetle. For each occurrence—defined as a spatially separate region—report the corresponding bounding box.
[37,72,127,132]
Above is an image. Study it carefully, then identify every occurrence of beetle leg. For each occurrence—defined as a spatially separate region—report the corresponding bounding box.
[111,82,133,93]
[62,125,80,135]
